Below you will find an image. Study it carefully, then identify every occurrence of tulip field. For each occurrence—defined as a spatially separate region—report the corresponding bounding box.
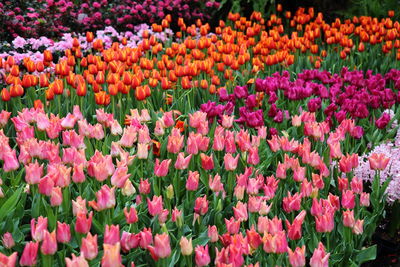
[0,1,400,266]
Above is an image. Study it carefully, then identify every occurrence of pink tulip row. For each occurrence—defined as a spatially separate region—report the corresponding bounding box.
[0,103,391,266]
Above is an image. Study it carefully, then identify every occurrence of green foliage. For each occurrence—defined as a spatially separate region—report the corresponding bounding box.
[219,0,276,16]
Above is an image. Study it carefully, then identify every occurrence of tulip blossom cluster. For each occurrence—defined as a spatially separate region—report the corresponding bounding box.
[0,24,174,65]
[0,102,390,266]
[0,0,217,40]
[1,7,400,116]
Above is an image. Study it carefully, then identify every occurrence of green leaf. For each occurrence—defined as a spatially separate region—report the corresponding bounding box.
[0,186,23,221]
[355,245,377,264]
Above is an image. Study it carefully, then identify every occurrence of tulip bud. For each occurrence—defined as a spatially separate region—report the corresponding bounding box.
[166,184,174,199]
[2,232,15,249]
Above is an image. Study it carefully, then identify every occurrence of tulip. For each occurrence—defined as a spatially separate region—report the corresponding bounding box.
[360,192,370,207]
[148,233,171,260]
[124,207,138,224]
[104,225,120,245]
[65,254,89,267]
[41,230,57,255]
[246,226,262,249]
[154,159,171,177]
[286,210,306,240]
[288,246,306,267]
[147,195,163,217]
[315,211,334,233]
[194,245,210,267]
[310,242,330,267]
[186,171,200,191]
[180,236,193,255]
[75,212,93,234]
[102,243,123,267]
[0,251,17,267]
[57,222,71,243]
[352,219,364,235]
[20,242,39,266]
[139,178,151,195]
[262,231,288,254]
[81,233,98,260]
[2,232,14,249]
[224,153,239,171]
[88,185,116,211]
[31,216,48,242]
[194,195,208,215]
[233,201,248,222]
[72,196,87,216]
[341,190,355,209]
[368,153,390,171]
[175,152,192,170]
[208,225,219,242]
[111,166,130,188]
[50,187,63,206]
[375,112,390,129]
[200,153,214,170]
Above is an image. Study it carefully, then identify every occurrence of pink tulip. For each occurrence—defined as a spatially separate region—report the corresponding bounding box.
[368,153,390,171]
[154,159,171,177]
[65,254,89,267]
[310,242,330,267]
[41,230,57,255]
[124,207,138,224]
[194,195,208,215]
[186,171,199,191]
[0,251,17,267]
[81,233,98,260]
[2,232,15,249]
[31,216,48,242]
[104,225,120,245]
[88,185,116,211]
[341,190,355,209]
[224,153,239,171]
[174,152,192,170]
[19,241,39,266]
[195,245,210,267]
[288,246,306,267]
[75,212,93,234]
[148,233,171,260]
[147,195,163,217]
[57,222,71,243]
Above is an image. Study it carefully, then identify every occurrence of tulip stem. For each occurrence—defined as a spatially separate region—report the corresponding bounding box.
[42,254,53,267]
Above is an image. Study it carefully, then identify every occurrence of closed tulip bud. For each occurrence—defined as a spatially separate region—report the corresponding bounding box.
[20,241,39,266]
[360,192,370,207]
[57,222,71,243]
[166,184,174,199]
[352,219,364,235]
[2,232,15,249]
[50,187,63,206]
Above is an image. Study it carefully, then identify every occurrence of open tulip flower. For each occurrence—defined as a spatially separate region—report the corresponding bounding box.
[0,4,399,267]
